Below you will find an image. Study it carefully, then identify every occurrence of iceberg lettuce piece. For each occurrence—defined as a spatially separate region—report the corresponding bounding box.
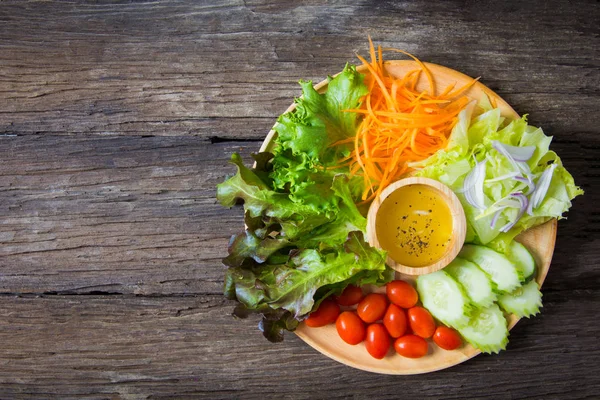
[416,100,583,251]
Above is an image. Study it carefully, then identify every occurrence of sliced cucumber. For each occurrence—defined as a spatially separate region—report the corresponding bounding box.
[459,244,521,293]
[458,303,509,354]
[506,240,536,281]
[416,270,472,328]
[445,257,497,308]
[498,279,543,318]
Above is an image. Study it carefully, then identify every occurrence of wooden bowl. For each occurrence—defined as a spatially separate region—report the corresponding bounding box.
[260,60,557,374]
[366,177,467,276]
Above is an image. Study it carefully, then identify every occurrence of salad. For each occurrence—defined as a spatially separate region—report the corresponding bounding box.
[217,40,582,354]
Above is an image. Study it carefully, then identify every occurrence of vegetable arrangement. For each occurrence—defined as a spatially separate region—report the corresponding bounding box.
[217,40,582,361]
[306,281,462,360]
[417,242,542,354]
[217,64,392,342]
[414,96,583,251]
[340,42,477,203]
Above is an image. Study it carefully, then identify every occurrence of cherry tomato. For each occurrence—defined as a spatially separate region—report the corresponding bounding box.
[365,323,391,359]
[336,285,364,306]
[305,298,340,328]
[357,293,388,323]
[394,334,429,358]
[336,311,366,345]
[383,304,407,338]
[407,306,436,338]
[433,326,462,350]
[386,280,418,309]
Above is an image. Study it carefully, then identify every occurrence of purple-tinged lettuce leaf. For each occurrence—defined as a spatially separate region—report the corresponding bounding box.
[223,232,388,342]
[217,65,393,342]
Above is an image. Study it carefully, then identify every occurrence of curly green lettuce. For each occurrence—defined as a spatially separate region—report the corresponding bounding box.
[217,65,392,342]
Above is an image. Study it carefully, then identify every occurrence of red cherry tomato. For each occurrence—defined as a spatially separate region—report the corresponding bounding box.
[305,299,340,328]
[433,326,462,350]
[336,311,366,345]
[383,304,407,338]
[386,280,418,309]
[357,293,388,323]
[365,323,391,359]
[407,306,436,338]
[336,285,364,306]
[394,334,429,358]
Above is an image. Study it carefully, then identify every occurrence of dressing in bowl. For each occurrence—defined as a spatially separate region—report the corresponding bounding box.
[367,177,466,275]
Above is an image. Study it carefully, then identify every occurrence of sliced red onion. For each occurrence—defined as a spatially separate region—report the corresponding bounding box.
[472,161,487,210]
[500,143,536,162]
[466,141,552,232]
[460,158,487,210]
[495,197,521,208]
[498,192,529,232]
[511,192,529,206]
[527,163,557,215]
[486,171,520,183]
[515,175,535,195]
[492,140,520,171]
[490,207,507,229]
[517,160,531,174]
[491,141,535,175]
[457,157,482,193]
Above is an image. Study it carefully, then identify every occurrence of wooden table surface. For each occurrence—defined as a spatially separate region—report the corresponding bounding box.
[1,1,598,398]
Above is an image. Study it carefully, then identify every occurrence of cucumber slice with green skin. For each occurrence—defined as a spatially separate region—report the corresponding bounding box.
[506,240,536,282]
[498,279,543,318]
[416,270,473,328]
[445,257,497,308]
[459,244,521,293]
[458,303,508,354]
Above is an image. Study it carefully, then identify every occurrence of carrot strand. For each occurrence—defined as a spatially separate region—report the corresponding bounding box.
[336,40,476,201]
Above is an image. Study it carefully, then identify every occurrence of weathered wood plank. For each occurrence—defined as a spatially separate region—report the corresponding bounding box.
[0,0,597,138]
[0,136,259,294]
[0,292,597,399]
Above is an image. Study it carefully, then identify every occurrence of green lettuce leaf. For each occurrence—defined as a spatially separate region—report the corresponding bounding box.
[218,154,320,239]
[217,65,393,341]
[222,230,290,268]
[273,63,368,164]
[270,63,368,204]
[224,232,388,341]
[416,101,583,251]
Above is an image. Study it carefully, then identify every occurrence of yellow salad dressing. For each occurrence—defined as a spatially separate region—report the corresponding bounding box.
[376,184,453,267]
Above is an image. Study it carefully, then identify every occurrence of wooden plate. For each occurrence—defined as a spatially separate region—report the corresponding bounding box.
[259,60,557,374]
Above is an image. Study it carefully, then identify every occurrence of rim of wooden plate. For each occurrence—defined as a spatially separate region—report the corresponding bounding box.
[366,177,467,276]
[259,60,558,374]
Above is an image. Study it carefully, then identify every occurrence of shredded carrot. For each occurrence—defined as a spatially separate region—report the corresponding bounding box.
[342,40,478,203]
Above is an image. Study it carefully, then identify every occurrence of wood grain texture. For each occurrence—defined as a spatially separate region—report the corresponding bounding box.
[0,292,597,399]
[0,0,598,398]
[0,136,253,295]
[0,0,597,138]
